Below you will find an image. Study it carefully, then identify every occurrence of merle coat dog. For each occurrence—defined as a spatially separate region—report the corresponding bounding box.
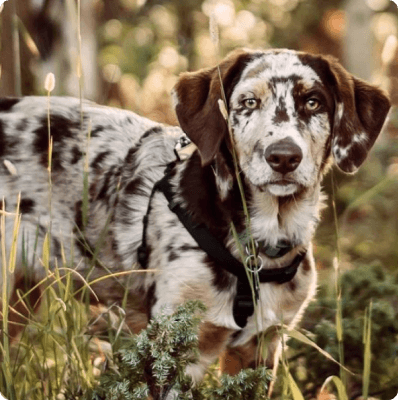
[0,48,390,381]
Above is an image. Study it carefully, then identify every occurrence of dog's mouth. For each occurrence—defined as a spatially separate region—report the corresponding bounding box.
[258,179,302,196]
[268,178,297,185]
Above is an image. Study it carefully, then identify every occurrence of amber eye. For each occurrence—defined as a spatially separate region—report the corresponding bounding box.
[306,98,320,111]
[243,98,259,109]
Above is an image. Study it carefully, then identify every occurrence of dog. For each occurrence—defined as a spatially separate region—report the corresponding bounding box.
[0,48,390,383]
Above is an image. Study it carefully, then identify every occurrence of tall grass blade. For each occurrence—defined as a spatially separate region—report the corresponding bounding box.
[42,233,50,272]
[280,345,305,400]
[82,120,92,229]
[320,375,348,400]
[331,177,346,388]
[281,327,352,374]
[362,302,373,399]
[211,16,262,337]
[8,194,21,273]
[333,257,346,387]
[0,195,21,400]
[287,372,305,400]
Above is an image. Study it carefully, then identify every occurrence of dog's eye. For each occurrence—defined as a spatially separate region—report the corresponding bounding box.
[306,98,320,111]
[243,98,259,109]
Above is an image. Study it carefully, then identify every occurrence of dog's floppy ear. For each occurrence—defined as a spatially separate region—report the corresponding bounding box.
[172,49,257,166]
[327,58,390,173]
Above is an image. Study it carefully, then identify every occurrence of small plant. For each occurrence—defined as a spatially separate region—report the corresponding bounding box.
[87,300,272,400]
[88,301,205,400]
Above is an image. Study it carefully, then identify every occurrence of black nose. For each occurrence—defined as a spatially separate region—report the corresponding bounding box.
[265,138,303,174]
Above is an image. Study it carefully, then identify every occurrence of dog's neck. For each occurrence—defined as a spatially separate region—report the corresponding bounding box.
[177,150,324,249]
[248,183,323,248]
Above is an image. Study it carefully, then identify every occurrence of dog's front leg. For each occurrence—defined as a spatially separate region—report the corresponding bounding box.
[185,321,234,382]
[163,321,233,400]
[148,320,233,400]
[221,330,280,375]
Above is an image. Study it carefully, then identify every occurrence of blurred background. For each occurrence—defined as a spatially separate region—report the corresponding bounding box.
[1,0,398,397]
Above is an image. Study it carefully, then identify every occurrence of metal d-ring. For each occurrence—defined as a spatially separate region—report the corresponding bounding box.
[245,254,264,273]
[245,240,259,257]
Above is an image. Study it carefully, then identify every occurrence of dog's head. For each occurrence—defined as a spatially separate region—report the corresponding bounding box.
[173,49,390,197]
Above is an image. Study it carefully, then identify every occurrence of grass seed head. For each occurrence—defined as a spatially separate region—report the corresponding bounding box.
[44,72,55,92]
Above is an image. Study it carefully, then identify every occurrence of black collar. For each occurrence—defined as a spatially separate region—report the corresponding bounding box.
[237,229,294,259]
[138,165,306,328]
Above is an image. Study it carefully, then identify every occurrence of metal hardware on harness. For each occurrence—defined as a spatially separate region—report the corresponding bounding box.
[244,241,264,273]
[245,254,264,273]
[245,241,259,256]
[174,135,197,161]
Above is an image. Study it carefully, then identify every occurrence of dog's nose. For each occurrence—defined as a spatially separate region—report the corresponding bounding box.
[265,138,303,174]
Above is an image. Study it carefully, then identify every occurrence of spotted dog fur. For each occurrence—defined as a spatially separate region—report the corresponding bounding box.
[0,49,390,383]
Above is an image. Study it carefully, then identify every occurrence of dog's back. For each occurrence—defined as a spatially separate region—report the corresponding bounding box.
[0,96,182,324]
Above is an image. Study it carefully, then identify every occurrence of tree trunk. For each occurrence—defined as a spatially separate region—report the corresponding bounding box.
[343,0,373,80]
[1,0,21,96]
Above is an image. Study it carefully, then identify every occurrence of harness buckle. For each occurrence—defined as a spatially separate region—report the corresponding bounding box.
[174,135,197,161]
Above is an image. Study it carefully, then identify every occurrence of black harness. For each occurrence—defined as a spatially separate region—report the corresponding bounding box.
[137,164,306,328]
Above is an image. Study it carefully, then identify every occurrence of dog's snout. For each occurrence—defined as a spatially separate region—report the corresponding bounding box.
[265,138,303,174]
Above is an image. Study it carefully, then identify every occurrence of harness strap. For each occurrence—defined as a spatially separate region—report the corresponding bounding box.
[138,166,306,328]
[137,173,169,268]
[232,252,305,327]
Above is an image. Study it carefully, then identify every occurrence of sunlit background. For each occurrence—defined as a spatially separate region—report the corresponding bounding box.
[1,0,397,126]
[1,0,398,397]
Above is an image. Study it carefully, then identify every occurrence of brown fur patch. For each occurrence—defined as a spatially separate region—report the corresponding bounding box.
[288,280,297,292]
[221,337,258,375]
[301,255,311,272]
[198,321,232,357]
[173,49,262,165]
[221,329,280,375]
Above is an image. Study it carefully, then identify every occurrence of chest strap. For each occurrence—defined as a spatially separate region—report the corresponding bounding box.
[137,167,306,328]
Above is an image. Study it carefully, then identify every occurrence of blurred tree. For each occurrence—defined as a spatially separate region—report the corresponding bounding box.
[0,0,29,96]
[344,0,373,80]
[0,0,20,96]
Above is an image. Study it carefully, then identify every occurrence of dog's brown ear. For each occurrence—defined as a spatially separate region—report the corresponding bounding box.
[173,49,257,166]
[327,58,391,173]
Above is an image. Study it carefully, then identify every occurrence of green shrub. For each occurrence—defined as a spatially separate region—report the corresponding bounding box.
[86,301,272,400]
[290,264,398,399]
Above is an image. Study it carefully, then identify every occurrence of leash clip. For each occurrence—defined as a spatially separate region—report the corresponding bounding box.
[244,240,263,273]
[245,254,264,273]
